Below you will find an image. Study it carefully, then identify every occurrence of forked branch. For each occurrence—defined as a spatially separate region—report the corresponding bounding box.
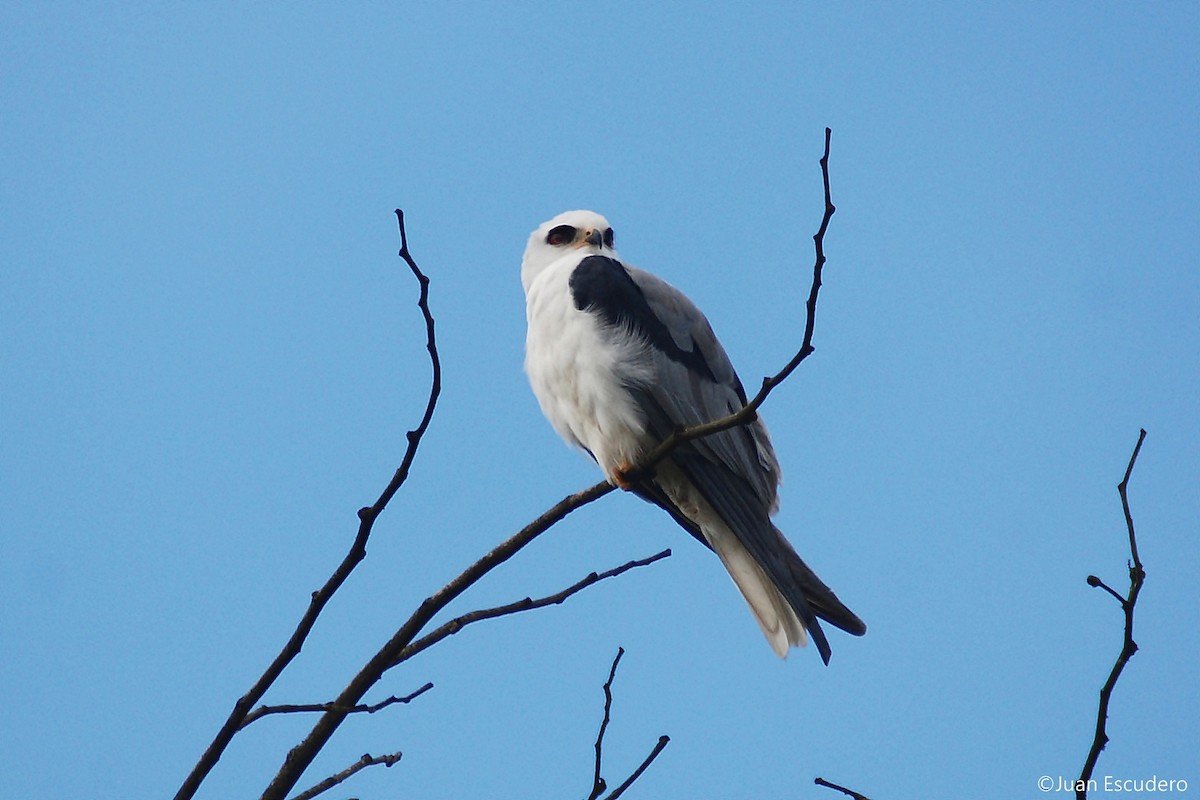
[258,481,616,800]
[587,648,671,800]
[1077,429,1148,799]
[173,210,441,800]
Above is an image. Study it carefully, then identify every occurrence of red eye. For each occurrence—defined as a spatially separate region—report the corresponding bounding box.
[546,225,576,246]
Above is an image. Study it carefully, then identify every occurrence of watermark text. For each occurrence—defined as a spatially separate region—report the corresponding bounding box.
[1038,775,1189,793]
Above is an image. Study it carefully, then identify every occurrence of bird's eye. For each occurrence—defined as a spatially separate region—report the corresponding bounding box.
[546,225,576,246]
[603,228,614,248]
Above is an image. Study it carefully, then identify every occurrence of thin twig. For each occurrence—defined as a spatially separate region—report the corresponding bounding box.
[361,209,443,519]
[287,749,403,800]
[588,647,626,800]
[814,776,872,800]
[622,126,836,482]
[1084,575,1125,606]
[393,552,671,667]
[240,682,434,730]
[600,735,670,800]
[1077,428,1147,800]
[174,210,440,800]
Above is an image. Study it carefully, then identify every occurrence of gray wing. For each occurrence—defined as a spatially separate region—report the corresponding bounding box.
[568,256,865,660]
[566,254,779,504]
[628,266,867,656]
[624,266,782,509]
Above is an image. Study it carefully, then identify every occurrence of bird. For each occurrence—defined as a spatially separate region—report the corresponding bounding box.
[520,209,865,662]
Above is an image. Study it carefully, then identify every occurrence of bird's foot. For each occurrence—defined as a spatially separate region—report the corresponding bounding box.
[610,463,636,491]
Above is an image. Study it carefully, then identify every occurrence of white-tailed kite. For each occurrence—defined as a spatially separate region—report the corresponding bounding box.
[521,210,865,662]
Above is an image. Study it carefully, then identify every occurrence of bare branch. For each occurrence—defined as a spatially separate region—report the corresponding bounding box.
[174,209,441,800]
[586,648,670,800]
[1118,429,1147,567]
[360,208,443,520]
[600,735,670,800]
[815,776,872,800]
[240,682,434,730]
[259,481,613,800]
[1077,428,1147,799]
[393,551,671,667]
[588,647,626,800]
[287,749,403,800]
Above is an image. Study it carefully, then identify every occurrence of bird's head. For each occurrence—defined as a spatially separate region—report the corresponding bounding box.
[521,210,617,291]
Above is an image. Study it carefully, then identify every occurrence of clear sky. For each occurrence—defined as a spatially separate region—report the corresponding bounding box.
[2,3,1197,798]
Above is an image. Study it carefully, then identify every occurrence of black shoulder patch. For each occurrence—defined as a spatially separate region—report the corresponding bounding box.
[569,255,716,382]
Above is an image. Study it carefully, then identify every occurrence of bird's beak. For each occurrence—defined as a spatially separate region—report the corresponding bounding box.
[582,228,603,248]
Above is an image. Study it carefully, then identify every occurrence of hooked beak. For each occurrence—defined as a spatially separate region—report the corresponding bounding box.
[582,228,603,247]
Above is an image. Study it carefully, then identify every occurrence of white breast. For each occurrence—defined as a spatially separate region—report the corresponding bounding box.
[524,258,654,479]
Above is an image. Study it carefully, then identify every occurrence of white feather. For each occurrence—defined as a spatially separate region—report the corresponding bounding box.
[523,211,656,481]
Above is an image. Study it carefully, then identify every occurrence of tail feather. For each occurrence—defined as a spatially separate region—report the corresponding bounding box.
[705,524,810,658]
[632,456,864,662]
[776,527,867,637]
[667,455,863,663]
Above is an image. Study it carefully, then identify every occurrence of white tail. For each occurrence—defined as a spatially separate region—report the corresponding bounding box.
[702,519,808,658]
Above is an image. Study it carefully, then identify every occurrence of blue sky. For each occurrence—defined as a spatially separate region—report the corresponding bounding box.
[2,3,1197,798]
